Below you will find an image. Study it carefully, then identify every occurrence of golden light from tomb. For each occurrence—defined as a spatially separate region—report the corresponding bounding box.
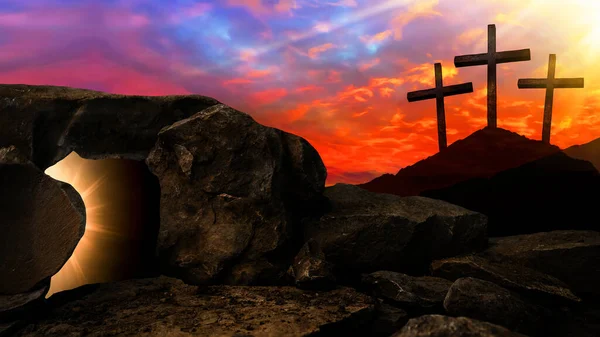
[44,152,160,297]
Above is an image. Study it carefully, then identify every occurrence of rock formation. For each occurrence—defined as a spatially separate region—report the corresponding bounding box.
[146,103,327,285]
[304,184,488,277]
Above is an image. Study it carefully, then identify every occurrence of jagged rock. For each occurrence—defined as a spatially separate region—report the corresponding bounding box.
[288,239,336,290]
[0,279,49,321]
[481,231,600,297]
[146,104,327,285]
[392,315,529,337]
[0,159,85,294]
[305,184,487,276]
[0,84,221,169]
[431,255,580,303]
[362,271,452,310]
[422,152,600,236]
[371,302,409,337]
[443,278,553,336]
[14,276,374,337]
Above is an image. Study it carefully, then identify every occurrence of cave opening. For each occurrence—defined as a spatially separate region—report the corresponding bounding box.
[44,152,161,296]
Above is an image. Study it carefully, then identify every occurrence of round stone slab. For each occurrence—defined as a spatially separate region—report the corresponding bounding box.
[0,160,85,294]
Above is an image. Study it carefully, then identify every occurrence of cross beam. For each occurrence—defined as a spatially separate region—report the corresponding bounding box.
[454,24,531,128]
[407,63,473,151]
[518,54,584,143]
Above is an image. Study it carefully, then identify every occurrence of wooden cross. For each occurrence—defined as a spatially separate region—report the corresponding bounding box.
[407,63,473,151]
[517,54,584,144]
[454,24,531,128]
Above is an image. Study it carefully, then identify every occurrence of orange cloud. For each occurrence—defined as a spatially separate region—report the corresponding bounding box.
[308,43,336,59]
[390,0,442,40]
[358,58,380,71]
[248,88,288,105]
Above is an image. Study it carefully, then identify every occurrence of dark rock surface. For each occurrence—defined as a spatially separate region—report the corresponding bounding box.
[305,184,487,277]
[362,271,452,310]
[360,127,560,196]
[146,104,327,286]
[443,277,552,336]
[431,255,580,303]
[481,230,600,297]
[371,302,409,337]
[392,315,529,337]
[14,276,374,337]
[288,239,336,290]
[0,157,85,294]
[422,152,600,236]
[0,84,221,169]
[0,279,49,321]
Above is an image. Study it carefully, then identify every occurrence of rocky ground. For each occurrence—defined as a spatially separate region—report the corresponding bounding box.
[2,85,600,337]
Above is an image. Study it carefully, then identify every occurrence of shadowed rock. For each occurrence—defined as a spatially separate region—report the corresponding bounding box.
[371,302,409,337]
[444,278,553,336]
[481,231,600,297]
[305,184,487,277]
[0,154,85,294]
[392,315,529,337]
[14,276,374,337]
[0,84,221,169]
[431,255,580,303]
[0,278,49,321]
[288,239,336,290]
[146,104,327,285]
[362,271,452,310]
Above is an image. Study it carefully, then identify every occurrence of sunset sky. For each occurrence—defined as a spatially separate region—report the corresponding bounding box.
[2,0,600,184]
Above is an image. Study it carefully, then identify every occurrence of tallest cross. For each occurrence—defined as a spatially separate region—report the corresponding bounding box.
[454,24,531,128]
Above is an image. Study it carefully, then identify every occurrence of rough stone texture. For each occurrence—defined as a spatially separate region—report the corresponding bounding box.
[431,255,580,303]
[0,279,49,321]
[362,271,452,310]
[15,276,374,337]
[305,184,488,276]
[392,315,529,337]
[0,84,222,169]
[0,158,85,294]
[371,302,409,337]
[288,239,336,290]
[146,104,327,285]
[443,278,552,336]
[481,231,600,297]
[422,152,600,236]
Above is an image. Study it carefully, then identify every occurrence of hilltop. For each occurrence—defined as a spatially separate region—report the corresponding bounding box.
[358,127,561,196]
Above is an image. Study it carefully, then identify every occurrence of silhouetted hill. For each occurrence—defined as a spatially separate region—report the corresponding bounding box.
[359,127,561,196]
[422,152,600,236]
[564,137,600,172]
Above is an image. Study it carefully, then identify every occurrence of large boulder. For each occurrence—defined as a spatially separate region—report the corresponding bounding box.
[481,231,600,297]
[0,84,221,169]
[443,278,553,337]
[431,255,580,304]
[146,104,327,285]
[305,184,488,276]
[0,147,85,295]
[0,278,49,321]
[15,276,374,337]
[362,271,452,311]
[392,315,529,337]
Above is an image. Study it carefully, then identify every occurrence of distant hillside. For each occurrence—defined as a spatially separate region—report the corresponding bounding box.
[422,152,600,236]
[564,137,600,172]
[358,127,561,196]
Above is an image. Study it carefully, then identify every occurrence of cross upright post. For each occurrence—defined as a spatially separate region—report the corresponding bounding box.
[454,24,531,128]
[518,54,584,143]
[407,63,473,151]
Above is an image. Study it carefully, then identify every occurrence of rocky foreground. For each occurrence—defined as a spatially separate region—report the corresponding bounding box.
[1,85,600,337]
